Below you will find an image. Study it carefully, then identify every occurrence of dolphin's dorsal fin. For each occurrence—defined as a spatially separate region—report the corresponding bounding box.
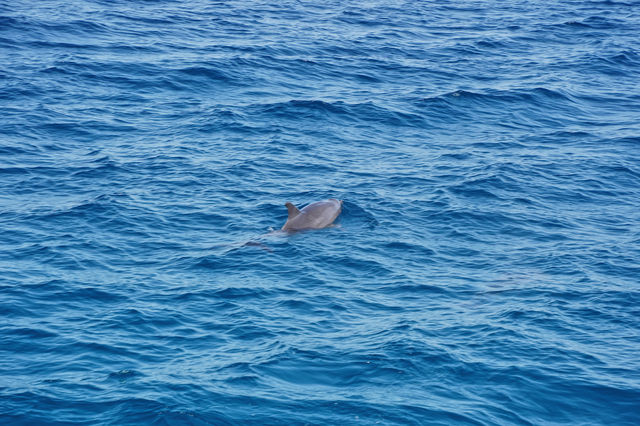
[285,202,301,219]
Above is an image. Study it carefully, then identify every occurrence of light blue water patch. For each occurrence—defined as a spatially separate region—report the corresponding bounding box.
[1,0,639,424]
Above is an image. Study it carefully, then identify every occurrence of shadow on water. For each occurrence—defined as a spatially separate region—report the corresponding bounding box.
[339,200,379,231]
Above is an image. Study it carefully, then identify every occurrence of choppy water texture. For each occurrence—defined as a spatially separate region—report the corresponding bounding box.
[2,0,640,424]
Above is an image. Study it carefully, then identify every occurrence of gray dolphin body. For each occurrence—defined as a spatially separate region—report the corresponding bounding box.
[281,198,343,232]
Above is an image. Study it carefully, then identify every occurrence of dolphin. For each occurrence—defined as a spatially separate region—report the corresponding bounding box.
[281,198,343,232]
[215,199,343,253]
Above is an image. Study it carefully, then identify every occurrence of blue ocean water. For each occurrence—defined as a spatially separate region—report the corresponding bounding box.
[1,0,640,424]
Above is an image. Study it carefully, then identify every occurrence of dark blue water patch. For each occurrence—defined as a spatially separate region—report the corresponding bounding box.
[608,49,640,67]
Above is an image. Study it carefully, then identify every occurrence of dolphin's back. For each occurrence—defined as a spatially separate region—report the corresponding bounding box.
[282,198,342,231]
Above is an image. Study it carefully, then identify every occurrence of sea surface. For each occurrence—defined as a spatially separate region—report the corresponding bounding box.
[1,0,640,424]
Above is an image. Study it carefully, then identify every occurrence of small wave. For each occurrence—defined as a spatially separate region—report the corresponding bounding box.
[251,99,350,118]
[560,15,625,30]
[247,99,430,128]
[107,369,139,382]
[177,66,231,81]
